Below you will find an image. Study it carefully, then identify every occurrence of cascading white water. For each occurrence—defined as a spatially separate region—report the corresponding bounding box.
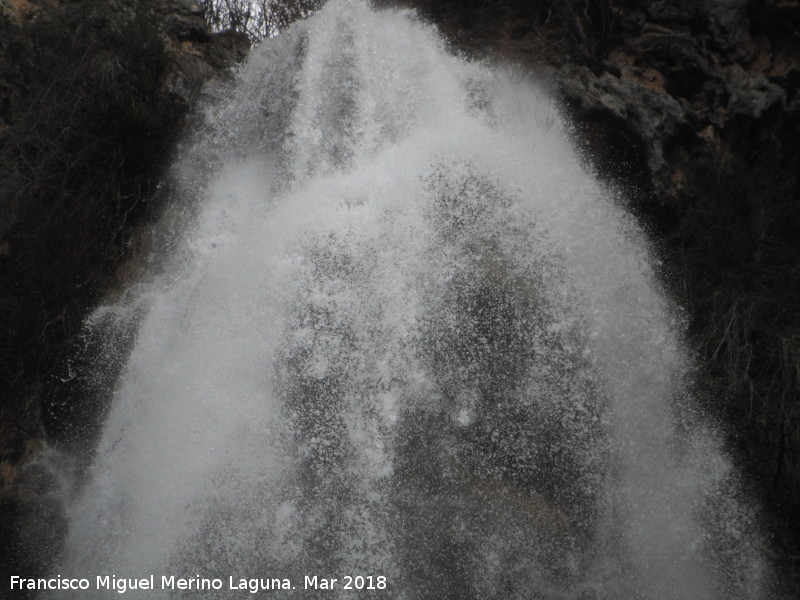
[49,1,779,598]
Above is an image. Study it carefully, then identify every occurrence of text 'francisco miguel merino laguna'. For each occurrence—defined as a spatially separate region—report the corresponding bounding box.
[10,574,388,593]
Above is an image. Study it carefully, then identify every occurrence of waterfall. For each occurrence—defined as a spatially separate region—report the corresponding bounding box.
[48,1,778,598]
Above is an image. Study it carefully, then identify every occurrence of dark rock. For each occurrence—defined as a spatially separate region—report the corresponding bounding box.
[641,0,698,23]
[0,0,249,584]
[726,67,786,118]
[1,0,798,587]
[156,0,212,42]
[705,0,750,57]
[208,29,252,68]
[389,0,800,569]
[0,447,72,581]
[551,64,689,193]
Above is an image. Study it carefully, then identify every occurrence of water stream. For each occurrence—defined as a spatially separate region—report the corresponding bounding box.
[47,1,778,597]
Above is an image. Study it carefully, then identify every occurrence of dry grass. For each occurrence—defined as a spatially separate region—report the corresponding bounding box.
[669,138,800,544]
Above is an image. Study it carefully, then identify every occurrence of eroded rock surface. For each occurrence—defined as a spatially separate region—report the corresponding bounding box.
[384,0,800,574]
[0,0,248,588]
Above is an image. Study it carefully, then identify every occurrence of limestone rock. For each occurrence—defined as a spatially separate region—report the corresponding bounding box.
[0,0,249,583]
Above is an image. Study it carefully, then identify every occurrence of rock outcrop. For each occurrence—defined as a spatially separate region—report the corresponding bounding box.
[0,0,248,587]
[1,0,798,586]
[400,0,798,201]
[387,0,800,570]
[557,7,800,565]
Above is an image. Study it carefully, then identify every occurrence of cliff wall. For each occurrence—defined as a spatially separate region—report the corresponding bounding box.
[0,0,248,584]
[392,0,800,561]
[0,0,798,583]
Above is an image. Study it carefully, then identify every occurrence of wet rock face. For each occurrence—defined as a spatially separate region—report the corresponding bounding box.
[641,0,700,23]
[0,0,249,152]
[0,0,249,585]
[391,0,798,200]
[0,448,71,592]
[157,0,210,40]
[383,0,800,569]
[0,0,796,584]
[544,8,799,554]
[0,0,248,438]
[550,1,795,203]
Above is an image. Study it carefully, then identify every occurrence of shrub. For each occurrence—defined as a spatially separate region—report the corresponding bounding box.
[0,0,185,445]
[198,0,326,40]
[670,137,800,542]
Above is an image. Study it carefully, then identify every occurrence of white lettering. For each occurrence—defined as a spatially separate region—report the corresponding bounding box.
[305,576,337,590]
